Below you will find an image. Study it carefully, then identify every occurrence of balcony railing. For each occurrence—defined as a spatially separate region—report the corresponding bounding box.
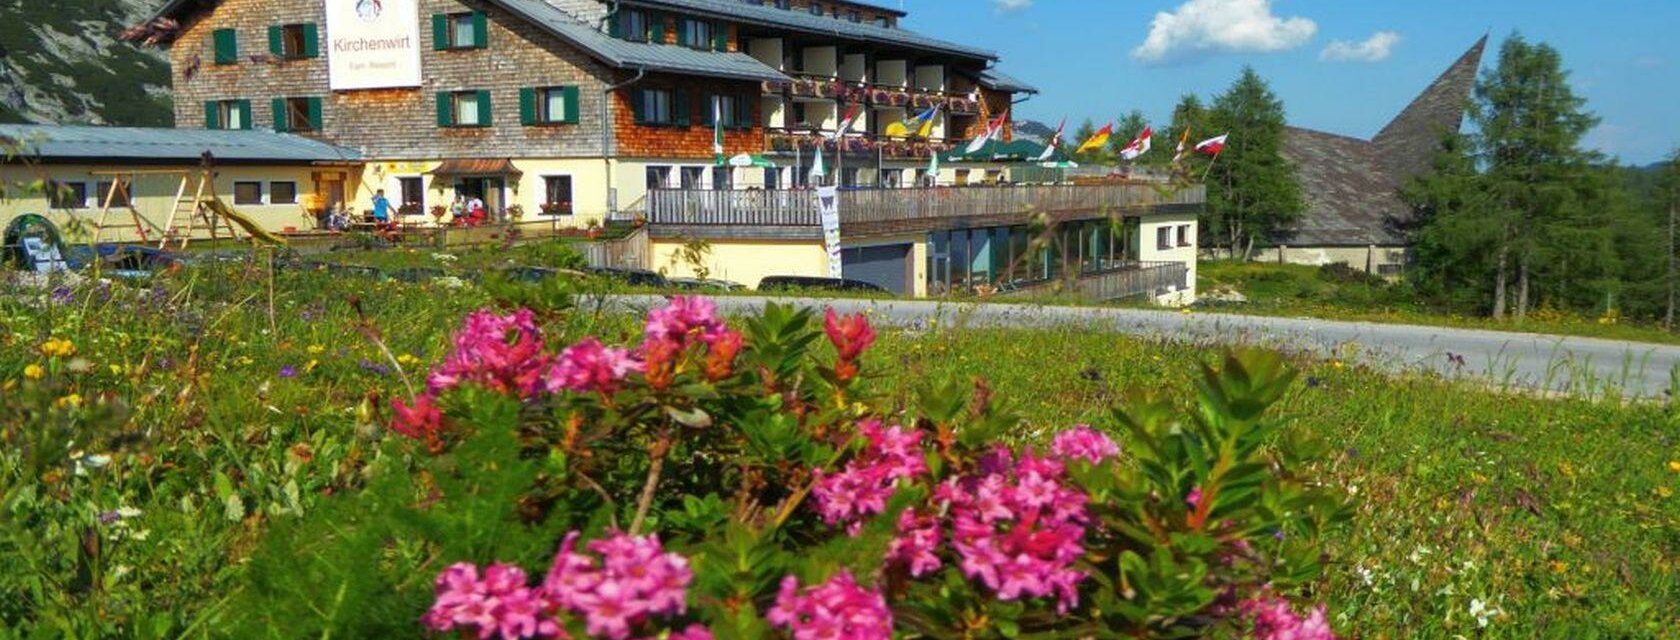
[643,183,1205,234]
[767,76,980,115]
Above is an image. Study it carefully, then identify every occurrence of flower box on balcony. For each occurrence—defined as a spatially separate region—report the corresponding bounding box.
[540,202,572,216]
[948,97,978,114]
[911,94,939,110]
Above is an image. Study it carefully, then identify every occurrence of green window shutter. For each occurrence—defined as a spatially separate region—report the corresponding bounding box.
[675,20,688,47]
[650,15,665,44]
[471,11,488,48]
[608,12,622,38]
[476,89,492,125]
[302,24,320,58]
[699,93,714,127]
[212,28,238,64]
[713,22,728,52]
[436,92,454,127]
[268,26,283,56]
[519,87,536,125]
[561,86,579,125]
[271,97,288,131]
[432,14,449,50]
[204,101,220,129]
[306,97,323,130]
[237,100,253,130]
[735,94,752,129]
[630,88,645,124]
[673,90,690,127]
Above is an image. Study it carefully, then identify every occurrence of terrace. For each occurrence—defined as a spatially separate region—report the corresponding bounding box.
[632,182,1205,239]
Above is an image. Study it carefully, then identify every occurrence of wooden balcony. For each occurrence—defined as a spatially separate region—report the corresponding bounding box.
[640,183,1205,239]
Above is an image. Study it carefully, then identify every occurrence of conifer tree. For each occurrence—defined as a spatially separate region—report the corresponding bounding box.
[1205,67,1304,260]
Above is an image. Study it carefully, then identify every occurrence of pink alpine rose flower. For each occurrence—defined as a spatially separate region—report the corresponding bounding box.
[767,571,892,640]
[427,308,552,399]
[644,296,727,347]
[541,531,694,640]
[1050,425,1120,464]
[810,420,928,533]
[546,338,643,395]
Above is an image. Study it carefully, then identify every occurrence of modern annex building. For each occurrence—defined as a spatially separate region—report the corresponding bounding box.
[1254,37,1488,275]
[118,0,1202,302]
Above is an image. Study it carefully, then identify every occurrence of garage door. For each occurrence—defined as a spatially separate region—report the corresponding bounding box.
[841,243,911,295]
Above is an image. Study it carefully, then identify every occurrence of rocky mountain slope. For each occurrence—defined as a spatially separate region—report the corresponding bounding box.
[0,0,171,126]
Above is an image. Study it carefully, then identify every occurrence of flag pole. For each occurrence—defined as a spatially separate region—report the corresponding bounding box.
[1198,145,1225,183]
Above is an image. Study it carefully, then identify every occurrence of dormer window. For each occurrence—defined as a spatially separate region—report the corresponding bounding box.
[809,3,823,16]
[846,10,860,23]
[614,9,651,42]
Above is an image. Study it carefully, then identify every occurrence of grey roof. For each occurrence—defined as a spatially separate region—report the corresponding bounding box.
[493,0,790,82]
[622,0,997,60]
[0,124,363,164]
[1278,38,1486,247]
[974,68,1037,94]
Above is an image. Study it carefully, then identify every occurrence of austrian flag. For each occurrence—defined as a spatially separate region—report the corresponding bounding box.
[1196,134,1229,156]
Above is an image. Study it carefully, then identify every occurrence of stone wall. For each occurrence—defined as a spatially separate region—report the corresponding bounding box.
[169,0,613,159]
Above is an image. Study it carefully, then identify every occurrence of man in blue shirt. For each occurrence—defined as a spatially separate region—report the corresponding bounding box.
[371,189,392,223]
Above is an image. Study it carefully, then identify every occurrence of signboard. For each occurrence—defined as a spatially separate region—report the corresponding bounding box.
[817,186,843,278]
[325,0,423,91]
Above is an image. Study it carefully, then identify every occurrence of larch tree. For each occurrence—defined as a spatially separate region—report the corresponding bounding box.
[1205,67,1304,260]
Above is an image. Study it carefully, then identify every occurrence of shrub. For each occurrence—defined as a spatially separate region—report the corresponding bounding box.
[226,297,1350,637]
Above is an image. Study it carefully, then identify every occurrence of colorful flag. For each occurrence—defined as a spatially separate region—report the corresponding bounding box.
[1172,128,1191,164]
[885,105,939,138]
[1074,123,1113,155]
[927,150,940,185]
[1195,134,1229,156]
[712,96,725,164]
[828,103,862,141]
[1120,126,1153,161]
[964,109,1009,155]
[1034,118,1067,162]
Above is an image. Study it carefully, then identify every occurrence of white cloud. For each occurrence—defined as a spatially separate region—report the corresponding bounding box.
[1320,31,1402,62]
[992,0,1032,13]
[1131,0,1317,64]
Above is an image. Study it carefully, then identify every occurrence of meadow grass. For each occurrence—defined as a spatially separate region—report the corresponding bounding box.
[1,262,1675,637]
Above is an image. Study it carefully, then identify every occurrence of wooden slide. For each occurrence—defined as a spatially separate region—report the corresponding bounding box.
[202,196,288,246]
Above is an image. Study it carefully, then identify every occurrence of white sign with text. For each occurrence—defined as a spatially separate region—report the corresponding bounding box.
[325,0,423,91]
[817,186,843,279]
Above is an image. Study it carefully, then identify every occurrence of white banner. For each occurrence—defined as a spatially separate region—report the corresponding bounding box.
[817,186,843,279]
[326,0,423,91]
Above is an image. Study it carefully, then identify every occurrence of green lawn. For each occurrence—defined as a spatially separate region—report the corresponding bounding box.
[1196,260,1680,346]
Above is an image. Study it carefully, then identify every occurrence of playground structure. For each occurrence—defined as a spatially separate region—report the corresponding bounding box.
[91,168,286,249]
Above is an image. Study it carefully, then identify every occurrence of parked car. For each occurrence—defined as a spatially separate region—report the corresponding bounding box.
[670,277,745,292]
[495,265,588,283]
[757,276,890,294]
[589,267,670,288]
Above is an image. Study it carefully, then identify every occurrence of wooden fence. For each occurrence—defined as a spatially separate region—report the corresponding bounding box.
[1004,260,1189,302]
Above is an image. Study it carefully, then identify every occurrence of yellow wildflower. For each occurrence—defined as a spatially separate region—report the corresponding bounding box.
[307,345,325,354]
[397,353,421,367]
[109,364,124,376]
[39,338,75,358]
[1669,460,1680,474]
[24,363,45,380]
[1657,486,1674,499]
[56,394,82,409]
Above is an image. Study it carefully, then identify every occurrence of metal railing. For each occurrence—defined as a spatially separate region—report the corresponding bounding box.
[1002,260,1189,302]
[644,184,1205,229]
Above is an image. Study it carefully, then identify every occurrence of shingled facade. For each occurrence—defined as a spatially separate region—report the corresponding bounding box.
[148,0,1035,226]
[1257,37,1487,275]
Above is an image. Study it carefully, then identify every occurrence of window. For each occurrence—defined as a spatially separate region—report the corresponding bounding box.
[1176,224,1192,247]
[437,90,492,127]
[203,99,251,130]
[614,9,651,42]
[542,176,573,214]
[233,181,263,206]
[1156,226,1173,251]
[679,19,714,50]
[268,23,319,59]
[96,180,130,208]
[775,0,791,8]
[211,28,238,65]
[764,167,780,190]
[521,86,579,125]
[954,169,970,186]
[874,16,889,27]
[712,168,731,190]
[274,96,322,132]
[271,181,299,205]
[681,167,705,189]
[713,94,752,129]
[841,167,860,188]
[846,10,860,22]
[49,181,87,210]
[395,177,422,213]
[809,3,823,15]
[646,166,672,189]
[633,88,683,126]
[433,12,487,50]
[1377,263,1403,276]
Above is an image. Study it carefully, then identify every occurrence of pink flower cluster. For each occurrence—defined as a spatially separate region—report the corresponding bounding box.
[936,447,1090,612]
[886,508,943,577]
[645,296,728,347]
[810,420,928,533]
[1240,594,1336,640]
[424,563,561,639]
[1050,425,1120,464]
[424,532,699,640]
[543,532,695,639]
[428,309,552,399]
[546,338,643,395]
[766,571,892,640]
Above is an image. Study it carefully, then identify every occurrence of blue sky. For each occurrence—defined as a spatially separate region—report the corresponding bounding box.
[890,0,1679,165]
